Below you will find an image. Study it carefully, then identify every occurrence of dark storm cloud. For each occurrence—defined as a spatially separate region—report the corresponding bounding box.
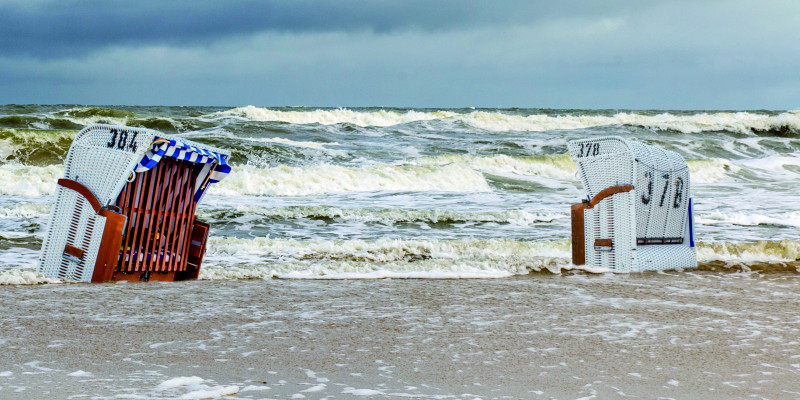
[0,0,640,58]
[1,0,798,108]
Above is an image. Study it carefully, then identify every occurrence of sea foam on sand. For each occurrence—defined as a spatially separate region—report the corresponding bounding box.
[156,376,239,400]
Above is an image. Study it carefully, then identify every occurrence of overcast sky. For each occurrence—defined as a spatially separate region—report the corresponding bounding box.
[1,0,798,109]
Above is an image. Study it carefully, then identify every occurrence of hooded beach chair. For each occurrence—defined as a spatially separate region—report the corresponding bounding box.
[568,137,696,272]
[38,124,231,282]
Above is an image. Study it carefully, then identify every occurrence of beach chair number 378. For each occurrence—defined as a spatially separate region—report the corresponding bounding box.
[641,172,684,208]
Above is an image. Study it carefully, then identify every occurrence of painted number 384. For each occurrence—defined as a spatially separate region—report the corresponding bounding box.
[106,128,138,152]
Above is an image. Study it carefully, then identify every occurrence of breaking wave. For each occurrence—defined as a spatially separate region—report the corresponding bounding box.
[0,163,62,197]
[198,205,564,226]
[211,163,492,196]
[686,158,740,183]
[0,128,77,165]
[200,237,576,279]
[210,106,800,135]
[697,240,800,272]
[205,106,457,127]
[0,269,61,285]
[0,203,50,218]
[413,153,579,181]
[698,211,800,228]
[3,238,799,284]
[0,107,207,133]
[0,153,751,197]
[196,237,800,280]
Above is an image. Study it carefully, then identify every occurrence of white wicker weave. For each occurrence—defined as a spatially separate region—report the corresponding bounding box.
[38,124,231,282]
[569,137,696,272]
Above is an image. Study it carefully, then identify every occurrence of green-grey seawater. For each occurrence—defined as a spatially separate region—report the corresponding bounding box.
[1,105,799,280]
[2,105,800,399]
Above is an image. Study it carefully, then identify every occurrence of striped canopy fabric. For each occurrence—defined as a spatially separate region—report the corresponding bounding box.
[134,138,231,201]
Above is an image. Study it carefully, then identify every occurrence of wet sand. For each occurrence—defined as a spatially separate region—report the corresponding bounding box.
[1,273,799,399]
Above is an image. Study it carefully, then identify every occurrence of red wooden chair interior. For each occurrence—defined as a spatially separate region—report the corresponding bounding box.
[113,157,209,281]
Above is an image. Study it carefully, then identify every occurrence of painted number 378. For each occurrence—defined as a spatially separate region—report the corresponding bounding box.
[576,142,600,158]
[107,128,138,152]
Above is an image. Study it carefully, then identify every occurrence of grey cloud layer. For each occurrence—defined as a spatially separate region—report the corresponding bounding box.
[1,0,798,108]
[0,0,642,58]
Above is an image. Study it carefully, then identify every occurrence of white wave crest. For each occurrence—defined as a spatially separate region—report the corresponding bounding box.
[0,154,574,199]
[59,115,131,127]
[0,203,50,218]
[207,106,456,127]
[199,236,800,279]
[0,153,757,200]
[199,237,575,280]
[0,164,62,196]
[209,106,800,134]
[698,211,800,228]
[245,136,340,150]
[687,158,739,183]
[413,153,578,181]
[211,162,491,196]
[697,240,800,265]
[0,268,61,285]
[0,139,12,160]
[737,154,800,179]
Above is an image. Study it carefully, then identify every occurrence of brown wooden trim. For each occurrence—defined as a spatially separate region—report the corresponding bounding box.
[146,271,177,282]
[594,238,613,247]
[571,203,587,265]
[588,184,634,208]
[92,208,125,283]
[63,244,84,259]
[110,272,142,282]
[57,179,102,213]
[120,174,137,271]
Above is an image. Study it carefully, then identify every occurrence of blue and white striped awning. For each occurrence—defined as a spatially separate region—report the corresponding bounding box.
[134,138,231,201]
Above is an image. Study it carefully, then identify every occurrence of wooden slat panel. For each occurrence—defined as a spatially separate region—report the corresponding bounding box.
[142,160,168,271]
[154,161,173,272]
[111,157,204,277]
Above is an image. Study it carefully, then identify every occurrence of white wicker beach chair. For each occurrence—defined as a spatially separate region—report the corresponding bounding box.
[38,124,231,282]
[568,137,696,272]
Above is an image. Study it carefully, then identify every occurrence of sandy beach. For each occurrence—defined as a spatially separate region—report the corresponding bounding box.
[2,273,799,399]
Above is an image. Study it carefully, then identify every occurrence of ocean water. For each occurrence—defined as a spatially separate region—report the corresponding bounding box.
[1,105,799,398]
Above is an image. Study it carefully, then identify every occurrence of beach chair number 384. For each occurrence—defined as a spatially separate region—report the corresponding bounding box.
[37,124,232,282]
[106,128,139,152]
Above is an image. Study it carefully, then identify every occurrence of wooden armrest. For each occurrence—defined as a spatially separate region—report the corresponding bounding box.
[57,178,102,213]
[587,184,634,208]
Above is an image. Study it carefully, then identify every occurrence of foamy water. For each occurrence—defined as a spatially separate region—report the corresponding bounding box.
[1,105,798,279]
[208,106,800,134]
[3,276,800,398]
[1,105,799,399]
